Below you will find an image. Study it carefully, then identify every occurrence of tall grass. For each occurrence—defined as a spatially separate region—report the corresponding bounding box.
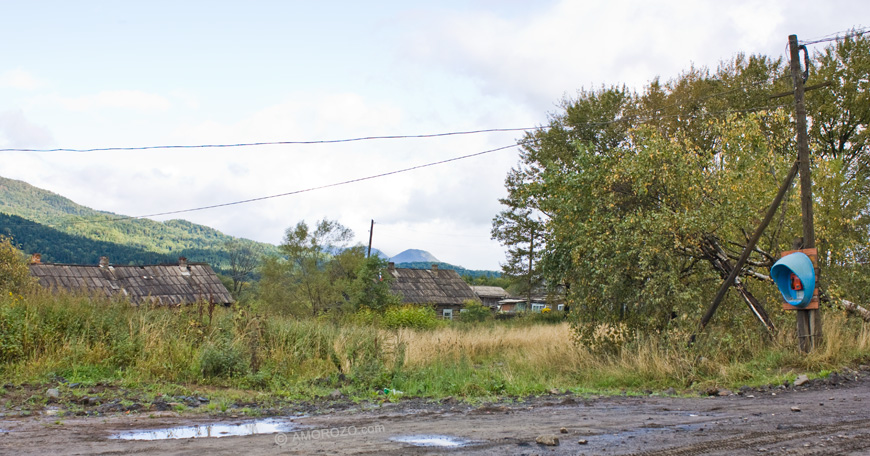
[2,288,868,402]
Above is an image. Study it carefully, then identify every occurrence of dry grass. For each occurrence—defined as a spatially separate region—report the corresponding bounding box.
[397,323,587,369]
[4,287,870,400]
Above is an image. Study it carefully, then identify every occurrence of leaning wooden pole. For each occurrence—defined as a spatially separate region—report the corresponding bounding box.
[789,34,822,352]
[367,219,375,258]
[690,160,800,345]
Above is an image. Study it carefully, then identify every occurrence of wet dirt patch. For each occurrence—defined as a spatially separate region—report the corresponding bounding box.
[110,417,297,440]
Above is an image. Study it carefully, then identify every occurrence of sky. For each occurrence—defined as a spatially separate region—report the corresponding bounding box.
[0,1,866,270]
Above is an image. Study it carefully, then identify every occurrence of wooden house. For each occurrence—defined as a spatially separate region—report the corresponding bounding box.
[387,263,480,319]
[28,255,233,306]
[471,285,510,309]
[497,295,563,313]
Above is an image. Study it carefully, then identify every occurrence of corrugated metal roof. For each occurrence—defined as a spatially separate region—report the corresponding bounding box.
[29,261,233,305]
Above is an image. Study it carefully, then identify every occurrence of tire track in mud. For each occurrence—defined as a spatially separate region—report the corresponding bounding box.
[623,418,870,456]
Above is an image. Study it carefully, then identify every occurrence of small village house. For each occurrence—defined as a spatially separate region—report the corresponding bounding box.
[387,263,480,319]
[28,255,233,306]
[497,295,564,314]
[471,285,509,309]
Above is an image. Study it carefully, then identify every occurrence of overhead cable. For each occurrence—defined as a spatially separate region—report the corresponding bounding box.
[801,28,868,46]
[0,127,541,153]
[62,144,519,224]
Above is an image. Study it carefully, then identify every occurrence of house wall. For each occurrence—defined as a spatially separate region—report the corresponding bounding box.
[479,297,501,308]
[435,304,463,320]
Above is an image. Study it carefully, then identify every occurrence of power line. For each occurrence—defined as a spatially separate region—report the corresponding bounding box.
[127,104,788,223]
[0,127,542,153]
[0,77,794,155]
[0,100,799,230]
[800,27,868,46]
[56,144,519,225]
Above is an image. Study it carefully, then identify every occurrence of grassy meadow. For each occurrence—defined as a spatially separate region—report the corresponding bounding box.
[1,287,869,412]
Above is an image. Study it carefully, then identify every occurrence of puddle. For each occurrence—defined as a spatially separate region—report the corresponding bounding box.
[110,418,296,440]
[391,434,473,447]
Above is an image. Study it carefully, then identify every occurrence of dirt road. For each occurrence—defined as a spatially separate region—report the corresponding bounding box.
[2,370,870,455]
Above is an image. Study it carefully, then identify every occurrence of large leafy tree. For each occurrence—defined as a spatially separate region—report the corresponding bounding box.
[348,255,401,312]
[493,35,870,340]
[225,239,264,297]
[804,33,870,304]
[259,219,365,317]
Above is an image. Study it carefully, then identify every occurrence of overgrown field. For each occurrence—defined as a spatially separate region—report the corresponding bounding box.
[1,289,868,410]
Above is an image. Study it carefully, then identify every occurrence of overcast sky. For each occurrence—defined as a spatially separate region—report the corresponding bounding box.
[0,1,866,270]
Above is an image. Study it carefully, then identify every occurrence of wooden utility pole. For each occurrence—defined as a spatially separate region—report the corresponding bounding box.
[690,34,827,348]
[788,34,822,352]
[691,160,799,344]
[367,220,374,258]
[527,227,535,312]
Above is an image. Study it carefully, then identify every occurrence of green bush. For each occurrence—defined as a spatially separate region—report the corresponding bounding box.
[200,341,249,379]
[0,295,24,363]
[0,236,34,295]
[382,305,440,330]
[459,300,491,323]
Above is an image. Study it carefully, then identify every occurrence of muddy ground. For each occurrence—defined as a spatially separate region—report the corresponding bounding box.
[2,368,870,455]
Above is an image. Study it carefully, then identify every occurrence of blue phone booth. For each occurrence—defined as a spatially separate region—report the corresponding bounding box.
[770,252,816,307]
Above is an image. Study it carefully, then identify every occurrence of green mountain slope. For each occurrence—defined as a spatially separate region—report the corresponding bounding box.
[395,261,501,280]
[0,175,279,269]
[0,212,177,265]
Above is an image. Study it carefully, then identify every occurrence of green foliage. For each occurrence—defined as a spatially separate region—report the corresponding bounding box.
[462,274,511,289]
[459,300,491,323]
[396,262,501,281]
[0,236,34,295]
[493,37,870,346]
[225,239,264,298]
[258,219,365,317]
[0,177,279,273]
[2,285,869,403]
[349,256,402,312]
[382,305,441,330]
[200,341,250,379]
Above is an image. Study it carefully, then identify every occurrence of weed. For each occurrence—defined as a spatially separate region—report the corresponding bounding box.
[2,285,870,404]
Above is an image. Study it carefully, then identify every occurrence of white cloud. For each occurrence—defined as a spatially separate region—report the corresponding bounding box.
[402,0,853,113]
[0,110,55,148]
[174,92,403,143]
[55,90,172,112]
[0,69,45,90]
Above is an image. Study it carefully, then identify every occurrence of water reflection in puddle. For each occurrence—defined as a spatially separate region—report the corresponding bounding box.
[391,434,472,447]
[110,418,296,440]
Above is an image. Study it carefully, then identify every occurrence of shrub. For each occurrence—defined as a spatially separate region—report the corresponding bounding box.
[382,305,440,330]
[200,341,249,379]
[0,236,34,295]
[459,300,491,323]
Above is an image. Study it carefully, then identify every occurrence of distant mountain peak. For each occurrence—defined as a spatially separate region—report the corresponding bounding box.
[390,249,440,264]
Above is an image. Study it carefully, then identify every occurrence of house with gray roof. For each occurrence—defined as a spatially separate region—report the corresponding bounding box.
[387,263,480,320]
[28,255,233,306]
[471,285,510,309]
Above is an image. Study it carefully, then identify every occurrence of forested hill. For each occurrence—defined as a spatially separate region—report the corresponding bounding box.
[0,212,176,265]
[395,261,501,280]
[0,175,279,270]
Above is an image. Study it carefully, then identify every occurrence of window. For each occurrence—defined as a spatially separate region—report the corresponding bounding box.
[442,308,453,320]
